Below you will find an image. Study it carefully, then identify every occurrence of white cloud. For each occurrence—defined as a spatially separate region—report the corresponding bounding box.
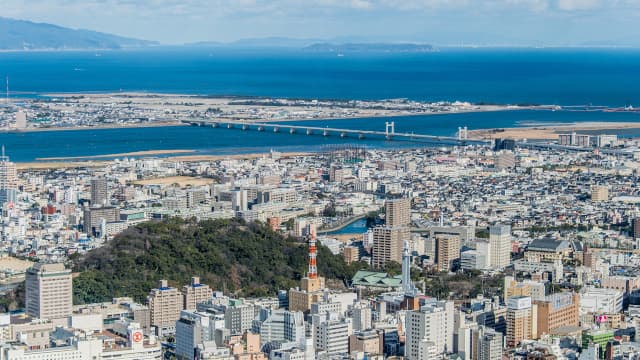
[555,0,602,10]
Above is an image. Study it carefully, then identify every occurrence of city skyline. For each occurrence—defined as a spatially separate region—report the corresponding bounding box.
[2,0,640,45]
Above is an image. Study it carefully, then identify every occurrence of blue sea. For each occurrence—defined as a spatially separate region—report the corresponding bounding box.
[1,47,640,161]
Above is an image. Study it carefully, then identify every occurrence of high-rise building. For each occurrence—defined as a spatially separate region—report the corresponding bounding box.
[405,301,455,359]
[385,198,411,227]
[182,277,212,311]
[223,302,255,335]
[25,262,73,321]
[90,176,108,207]
[148,279,182,336]
[631,217,640,240]
[489,225,511,269]
[175,311,208,360]
[591,185,609,202]
[506,296,533,348]
[313,312,349,357]
[351,302,372,332]
[473,326,503,360]
[436,234,461,272]
[0,150,17,206]
[371,227,408,268]
[252,308,305,346]
[83,206,120,236]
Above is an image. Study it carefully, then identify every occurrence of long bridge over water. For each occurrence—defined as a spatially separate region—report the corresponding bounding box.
[183,119,490,146]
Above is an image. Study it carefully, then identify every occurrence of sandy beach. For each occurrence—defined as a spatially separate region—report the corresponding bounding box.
[36,149,196,161]
[468,121,640,140]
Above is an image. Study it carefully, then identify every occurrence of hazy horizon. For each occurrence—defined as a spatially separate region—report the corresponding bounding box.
[2,0,640,46]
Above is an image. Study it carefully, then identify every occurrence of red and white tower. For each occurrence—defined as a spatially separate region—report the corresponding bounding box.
[307,224,318,279]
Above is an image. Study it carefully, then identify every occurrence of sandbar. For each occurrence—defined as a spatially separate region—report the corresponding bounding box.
[469,122,640,140]
[35,149,196,161]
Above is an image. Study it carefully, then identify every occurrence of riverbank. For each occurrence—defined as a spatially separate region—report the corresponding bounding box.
[17,151,312,170]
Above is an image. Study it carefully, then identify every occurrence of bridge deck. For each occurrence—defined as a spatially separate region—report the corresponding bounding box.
[185,119,488,145]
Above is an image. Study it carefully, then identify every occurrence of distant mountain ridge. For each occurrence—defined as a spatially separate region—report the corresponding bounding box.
[0,17,158,50]
[304,42,435,53]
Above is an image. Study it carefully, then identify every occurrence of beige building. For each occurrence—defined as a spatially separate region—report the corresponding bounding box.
[385,198,411,227]
[371,227,408,268]
[182,277,212,311]
[489,225,511,268]
[535,293,579,336]
[342,246,359,265]
[503,276,546,302]
[436,234,461,272]
[288,276,325,313]
[506,296,534,348]
[84,206,120,236]
[591,185,609,202]
[349,329,384,355]
[147,279,181,336]
[25,263,73,321]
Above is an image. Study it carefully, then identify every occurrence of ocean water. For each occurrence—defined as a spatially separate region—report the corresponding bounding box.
[2,47,640,106]
[1,47,640,161]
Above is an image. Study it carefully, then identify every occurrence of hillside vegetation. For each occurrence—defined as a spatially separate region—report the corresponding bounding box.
[0,17,156,50]
[72,218,366,304]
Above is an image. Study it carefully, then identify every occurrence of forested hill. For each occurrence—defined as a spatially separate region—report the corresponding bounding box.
[72,218,366,304]
[0,17,157,50]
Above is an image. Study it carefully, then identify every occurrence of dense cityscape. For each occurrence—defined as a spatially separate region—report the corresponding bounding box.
[2,1,640,359]
[1,123,640,359]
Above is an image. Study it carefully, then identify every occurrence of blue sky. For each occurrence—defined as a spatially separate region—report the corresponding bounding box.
[2,0,640,45]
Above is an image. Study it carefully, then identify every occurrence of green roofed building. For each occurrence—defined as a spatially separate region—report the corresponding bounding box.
[351,270,402,291]
[582,329,613,359]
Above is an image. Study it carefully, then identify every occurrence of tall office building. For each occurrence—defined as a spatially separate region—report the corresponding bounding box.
[372,227,409,268]
[352,302,372,332]
[175,311,208,360]
[385,198,411,227]
[436,234,461,272]
[25,262,73,321]
[83,206,120,236]
[223,302,256,335]
[405,301,455,359]
[182,277,212,311]
[148,279,182,336]
[473,326,503,360]
[0,151,17,206]
[313,313,349,357]
[489,225,511,268]
[252,308,305,346]
[90,176,108,207]
[506,297,533,348]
